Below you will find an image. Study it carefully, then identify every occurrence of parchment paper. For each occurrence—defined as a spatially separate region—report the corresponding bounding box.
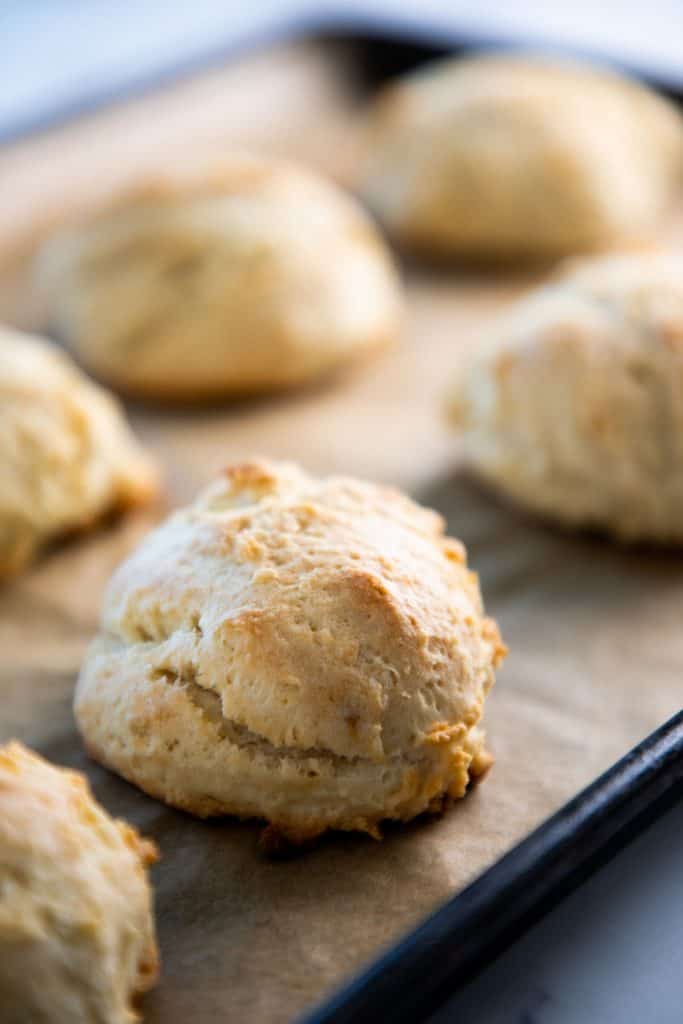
[1,40,682,1024]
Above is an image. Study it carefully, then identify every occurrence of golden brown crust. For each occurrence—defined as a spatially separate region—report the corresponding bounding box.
[0,742,158,1022]
[76,459,504,839]
[359,54,683,260]
[36,152,404,400]
[0,325,160,581]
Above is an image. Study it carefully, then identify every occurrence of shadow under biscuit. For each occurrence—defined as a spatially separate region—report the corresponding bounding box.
[139,787,480,1024]
[397,246,557,284]
[416,467,683,799]
[417,469,683,618]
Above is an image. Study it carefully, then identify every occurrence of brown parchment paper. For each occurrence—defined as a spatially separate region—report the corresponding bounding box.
[1,40,682,1024]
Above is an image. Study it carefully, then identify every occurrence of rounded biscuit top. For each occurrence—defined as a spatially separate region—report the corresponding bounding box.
[450,250,683,541]
[0,325,159,578]
[36,153,403,400]
[76,459,505,840]
[358,54,683,259]
[0,741,158,1024]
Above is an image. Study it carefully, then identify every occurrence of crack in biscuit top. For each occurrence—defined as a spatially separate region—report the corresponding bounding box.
[102,460,499,761]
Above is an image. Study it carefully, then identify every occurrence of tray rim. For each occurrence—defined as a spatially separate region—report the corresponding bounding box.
[301,710,683,1023]
[3,8,683,145]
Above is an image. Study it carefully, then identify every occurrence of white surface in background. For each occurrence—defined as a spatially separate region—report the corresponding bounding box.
[429,801,683,1024]
[337,0,683,77]
[0,0,315,136]
[2,1,683,138]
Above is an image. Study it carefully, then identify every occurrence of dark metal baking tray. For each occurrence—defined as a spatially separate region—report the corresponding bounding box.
[302,710,683,1022]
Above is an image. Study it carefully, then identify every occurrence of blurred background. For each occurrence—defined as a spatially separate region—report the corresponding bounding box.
[4,0,683,143]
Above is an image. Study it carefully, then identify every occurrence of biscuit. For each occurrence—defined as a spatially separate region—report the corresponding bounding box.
[0,741,158,1024]
[449,251,683,541]
[36,154,403,400]
[75,459,505,842]
[0,325,159,578]
[358,55,683,260]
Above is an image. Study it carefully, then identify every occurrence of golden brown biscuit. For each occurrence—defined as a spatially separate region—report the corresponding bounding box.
[449,251,683,541]
[358,55,683,260]
[75,459,505,842]
[36,154,403,400]
[0,741,158,1024]
[0,325,159,579]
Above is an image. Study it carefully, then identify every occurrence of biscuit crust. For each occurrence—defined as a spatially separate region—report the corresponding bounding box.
[75,460,505,841]
[0,326,159,579]
[359,55,683,260]
[450,251,683,542]
[0,742,158,1024]
[37,154,403,400]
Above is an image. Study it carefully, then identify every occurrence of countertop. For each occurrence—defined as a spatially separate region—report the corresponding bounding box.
[429,800,683,1024]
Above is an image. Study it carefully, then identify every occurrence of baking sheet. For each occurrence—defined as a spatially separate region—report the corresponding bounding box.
[1,39,682,1024]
